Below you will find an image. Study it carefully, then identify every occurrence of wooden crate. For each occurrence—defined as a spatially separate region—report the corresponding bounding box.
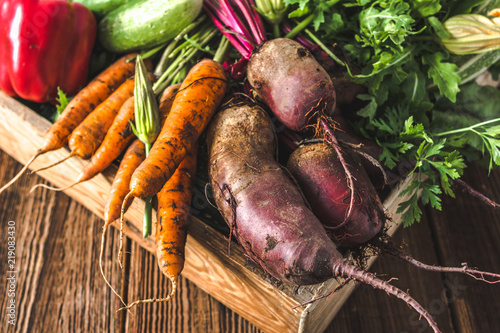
[0,91,408,333]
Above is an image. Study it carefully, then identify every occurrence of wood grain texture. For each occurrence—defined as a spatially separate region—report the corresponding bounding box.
[330,163,500,333]
[329,212,455,333]
[426,163,500,333]
[0,152,125,333]
[124,241,262,333]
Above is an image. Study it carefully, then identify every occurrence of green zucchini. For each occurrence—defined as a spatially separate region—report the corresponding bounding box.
[72,0,133,18]
[98,0,203,53]
[456,50,500,84]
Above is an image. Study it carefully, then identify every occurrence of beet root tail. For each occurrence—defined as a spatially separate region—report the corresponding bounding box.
[402,255,500,284]
[336,263,442,333]
[376,238,500,284]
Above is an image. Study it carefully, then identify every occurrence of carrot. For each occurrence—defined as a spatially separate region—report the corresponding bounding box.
[128,59,227,199]
[45,54,140,153]
[31,72,160,193]
[116,83,181,267]
[99,139,145,307]
[28,77,139,193]
[116,59,226,266]
[104,140,146,225]
[105,84,180,225]
[101,84,180,303]
[156,144,197,284]
[158,83,182,126]
[33,95,135,184]
[68,77,137,160]
[0,53,140,194]
[79,96,136,182]
[119,144,197,311]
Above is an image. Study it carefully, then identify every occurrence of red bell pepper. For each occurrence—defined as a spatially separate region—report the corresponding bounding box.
[0,0,97,103]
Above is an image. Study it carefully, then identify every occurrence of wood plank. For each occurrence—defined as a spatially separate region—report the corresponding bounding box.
[0,151,125,333]
[426,164,500,333]
[124,241,262,333]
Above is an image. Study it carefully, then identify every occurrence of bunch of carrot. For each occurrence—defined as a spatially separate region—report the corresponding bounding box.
[115,56,228,310]
[0,27,229,309]
[0,52,147,306]
[106,23,228,309]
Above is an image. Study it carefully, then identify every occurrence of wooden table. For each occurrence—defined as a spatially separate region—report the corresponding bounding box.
[1,147,500,333]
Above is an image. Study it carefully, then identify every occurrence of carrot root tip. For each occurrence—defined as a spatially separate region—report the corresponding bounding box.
[99,223,128,308]
[29,181,79,194]
[116,277,178,312]
[28,153,74,175]
[118,191,133,269]
[0,151,42,195]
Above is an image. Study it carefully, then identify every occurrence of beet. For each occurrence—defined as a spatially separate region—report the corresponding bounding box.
[287,142,385,246]
[247,38,336,131]
[207,102,339,284]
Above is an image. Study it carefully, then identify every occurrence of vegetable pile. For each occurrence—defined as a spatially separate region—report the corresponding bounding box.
[1,0,500,331]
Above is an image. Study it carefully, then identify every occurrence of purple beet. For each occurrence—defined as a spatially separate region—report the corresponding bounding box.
[287,142,385,247]
[247,38,336,131]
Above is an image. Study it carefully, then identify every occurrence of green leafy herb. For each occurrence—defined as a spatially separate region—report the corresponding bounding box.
[357,1,415,52]
[422,52,461,102]
[354,81,500,226]
[395,139,466,226]
[435,118,500,171]
[53,87,70,122]
[398,178,441,226]
[412,0,441,17]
